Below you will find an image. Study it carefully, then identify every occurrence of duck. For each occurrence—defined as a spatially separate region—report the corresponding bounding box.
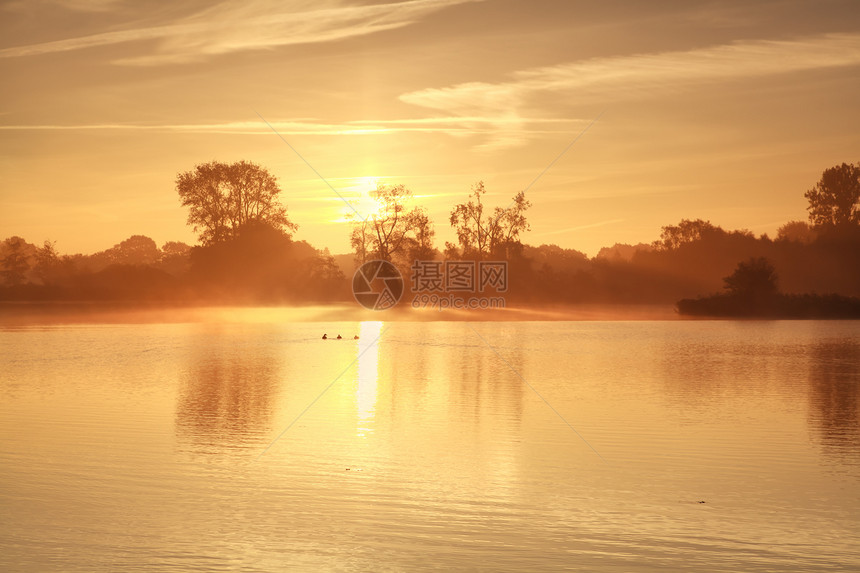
[353,335,359,340]
[336,334,342,339]
[322,333,328,339]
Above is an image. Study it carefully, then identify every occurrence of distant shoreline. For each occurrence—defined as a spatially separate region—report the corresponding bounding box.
[3,300,859,326]
[677,292,860,319]
[0,301,686,326]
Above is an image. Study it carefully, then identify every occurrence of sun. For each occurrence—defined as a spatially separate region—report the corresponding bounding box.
[329,176,386,223]
[345,176,383,221]
[354,176,378,190]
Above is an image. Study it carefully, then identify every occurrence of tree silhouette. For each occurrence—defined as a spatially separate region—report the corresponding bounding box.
[159,241,192,276]
[110,235,160,265]
[805,162,860,230]
[653,219,722,250]
[349,182,434,265]
[162,241,191,259]
[1,236,31,286]
[33,240,60,285]
[176,161,297,245]
[447,181,531,260]
[724,257,778,299]
[776,220,816,243]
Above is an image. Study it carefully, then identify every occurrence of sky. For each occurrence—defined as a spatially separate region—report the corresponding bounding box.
[2,0,860,257]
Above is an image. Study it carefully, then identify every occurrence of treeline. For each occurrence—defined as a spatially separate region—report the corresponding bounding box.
[513,220,860,304]
[0,229,346,303]
[3,220,857,305]
[677,257,860,318]
[1,160,858,308]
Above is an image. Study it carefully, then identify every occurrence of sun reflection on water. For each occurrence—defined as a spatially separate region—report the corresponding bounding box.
[355,321,382,436]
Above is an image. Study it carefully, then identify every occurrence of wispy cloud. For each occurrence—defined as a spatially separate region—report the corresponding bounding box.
[50,0,124,12]
[0,116,583,137]
[0,120,388,135]
[2,0,124,13]
[400,33,860,147]
[0,0,479,64]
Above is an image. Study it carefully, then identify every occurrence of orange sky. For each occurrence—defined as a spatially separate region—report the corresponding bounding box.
[2,0,860,256]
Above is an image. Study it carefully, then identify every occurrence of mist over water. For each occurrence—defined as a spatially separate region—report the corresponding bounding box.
[1,318,858,571]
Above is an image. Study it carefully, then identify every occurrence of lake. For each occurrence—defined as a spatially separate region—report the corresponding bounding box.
[1,316,858,571]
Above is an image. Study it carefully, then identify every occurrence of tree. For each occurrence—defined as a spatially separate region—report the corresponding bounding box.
[160,241,192,276]
[1,236,32,286]
[33,240,60,284]
[492,189,531,259]
[448,181,531,260]
[188,223,345,301]
[653,219,722,250]
[176,161,297,245]
[804,162,860,230]
[162,241,192,259]
[403,208,436,262]
[110,235,160,266]
[723,257,778,299]
[349,182,434,265]
[189,221,294,298]
[776,220,816,244]
[595,243,653,261]
[300,249,347,300]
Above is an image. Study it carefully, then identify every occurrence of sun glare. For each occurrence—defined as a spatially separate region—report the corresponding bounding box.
[336,176,383,222]
[355,321,382,437]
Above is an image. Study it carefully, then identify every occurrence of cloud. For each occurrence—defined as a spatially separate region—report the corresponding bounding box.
[50,0,125,12]
[400,32,860,147]
[0,27,172,58]
[2,0,125,13]
[0,120,380,135]
[0,116,583,137]
[0,0,480,64]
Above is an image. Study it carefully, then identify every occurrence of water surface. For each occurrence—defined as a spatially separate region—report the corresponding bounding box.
[1,318,858,571]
